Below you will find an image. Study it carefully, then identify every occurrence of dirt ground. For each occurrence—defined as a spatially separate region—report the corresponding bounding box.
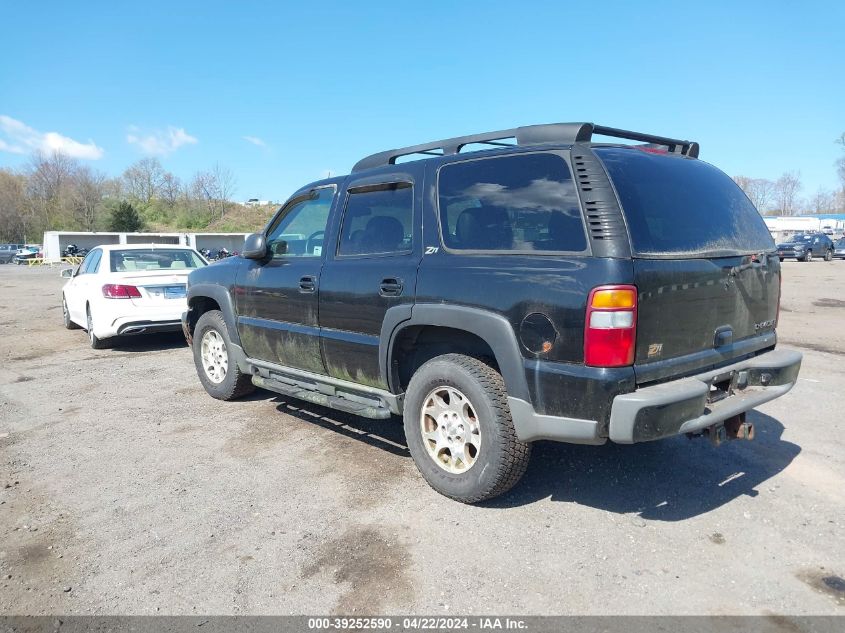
[0,260,843,615]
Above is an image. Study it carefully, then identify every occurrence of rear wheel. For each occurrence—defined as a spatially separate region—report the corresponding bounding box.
[86,306,112,349]
[824,250,833,261]
[62,296,80,330]
[403,354,531,503]
[192,310,255,400]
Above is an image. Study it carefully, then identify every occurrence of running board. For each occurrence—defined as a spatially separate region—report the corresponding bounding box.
[252,375,392,419]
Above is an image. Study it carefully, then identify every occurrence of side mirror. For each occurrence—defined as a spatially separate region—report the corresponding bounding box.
[242,233,268,259]
[60,268,73,279]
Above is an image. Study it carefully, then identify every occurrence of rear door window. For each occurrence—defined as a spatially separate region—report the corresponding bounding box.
[596,147,774,257]
[437,153,587,253]
[337,183,413,256]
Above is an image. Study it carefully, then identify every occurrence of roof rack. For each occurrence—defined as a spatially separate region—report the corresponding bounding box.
[352,122,699,172]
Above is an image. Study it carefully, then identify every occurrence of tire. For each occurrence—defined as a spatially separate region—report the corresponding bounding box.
[62,296,80,330]
[403,353,531,503]
[86,306,112,349]
[803,250,812,262]
[779,257,784,262]
[192,310,255,400]
[824,250,833,262]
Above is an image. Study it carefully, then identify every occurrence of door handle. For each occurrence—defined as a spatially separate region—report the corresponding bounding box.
[299,275,317,293]
[379,278,403,297]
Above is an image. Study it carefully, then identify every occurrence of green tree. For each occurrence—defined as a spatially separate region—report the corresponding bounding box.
[109,201,145,232]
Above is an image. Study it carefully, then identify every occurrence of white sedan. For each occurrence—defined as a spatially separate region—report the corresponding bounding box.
[61,244,208,348]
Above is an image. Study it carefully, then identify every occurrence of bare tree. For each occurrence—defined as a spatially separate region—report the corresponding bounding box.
[190,164,237,219]
[837,133,845,210]
[70,167,107,231]
[213,163,237,219]
[0,169,29,241]
[808,187,834,214]
[190,170,219,217]
[26,151,79,228]
[774,172,802,216]
[734,176,775,212]
[160,172,181,207]
[122,157,165,204]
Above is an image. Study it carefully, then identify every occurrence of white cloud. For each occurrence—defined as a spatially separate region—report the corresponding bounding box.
[0,114,104,159]
[126,125,198,155]
[243,135,266,147]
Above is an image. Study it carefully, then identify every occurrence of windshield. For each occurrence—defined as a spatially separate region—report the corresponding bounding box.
[787,235,814,243]
[595,147,774,257]
[109,249,207,272]
[837,238,845,247]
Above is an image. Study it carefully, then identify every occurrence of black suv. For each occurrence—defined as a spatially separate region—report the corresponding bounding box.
[776,232,835,262]
[182,122,802,503]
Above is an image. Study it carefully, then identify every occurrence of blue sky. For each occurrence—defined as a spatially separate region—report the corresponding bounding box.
[1,1,843,203]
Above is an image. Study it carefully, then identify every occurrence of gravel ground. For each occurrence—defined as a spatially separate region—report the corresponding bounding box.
[0,260,843,615]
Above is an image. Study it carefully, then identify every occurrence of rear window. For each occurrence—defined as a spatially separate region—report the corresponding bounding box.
[437,153,587,253]
[110,249,206,272]
[596,148,774,257]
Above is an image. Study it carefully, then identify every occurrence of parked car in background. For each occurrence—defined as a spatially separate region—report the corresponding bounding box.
[0,243,24,263]
[13,245,42,264]
[776,233,834,261]
[61,244,208,349]
[834,237,845,259]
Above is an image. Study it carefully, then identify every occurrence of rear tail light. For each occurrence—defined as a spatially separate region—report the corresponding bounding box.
[584,285,637,367]
[102,284,142,299]
[775,271,782,327]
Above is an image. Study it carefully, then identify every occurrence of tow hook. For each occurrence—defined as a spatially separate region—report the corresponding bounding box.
[694,414,755,446]
[703,424,728,446]
[724,413,755,441]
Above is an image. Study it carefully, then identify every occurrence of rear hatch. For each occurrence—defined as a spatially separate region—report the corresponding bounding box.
[595,147,779,385]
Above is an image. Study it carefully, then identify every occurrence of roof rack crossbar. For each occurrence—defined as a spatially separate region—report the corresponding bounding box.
[352,122,698,172]
[591,125,699,158]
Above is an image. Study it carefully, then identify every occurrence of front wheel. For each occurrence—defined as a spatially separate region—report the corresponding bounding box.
[192,310,255,400]
[803,250,813,262]
[403,354,531,504]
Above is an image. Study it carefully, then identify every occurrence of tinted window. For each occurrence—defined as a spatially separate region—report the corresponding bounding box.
[109,249,206,271]
[338,183,413,256]
[266,187,334,257]
[438,153,586,252]
[596,148,774,256]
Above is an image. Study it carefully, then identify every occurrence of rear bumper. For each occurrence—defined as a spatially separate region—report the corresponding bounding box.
[96,305,187,338]
[116,320,183,335]
[608,349,802,443]
[508,348,801,445]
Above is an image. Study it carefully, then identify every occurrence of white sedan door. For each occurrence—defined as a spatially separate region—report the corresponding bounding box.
[64,249,103,325]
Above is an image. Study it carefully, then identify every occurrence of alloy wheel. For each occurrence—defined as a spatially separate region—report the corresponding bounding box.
[200,329,228,384]
[420,386,481,473]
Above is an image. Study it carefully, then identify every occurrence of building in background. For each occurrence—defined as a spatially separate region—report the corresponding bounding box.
[42,231,249,261]
[762,214,845,242]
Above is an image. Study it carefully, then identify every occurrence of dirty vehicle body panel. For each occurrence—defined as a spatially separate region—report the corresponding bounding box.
[183,122,801,498]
